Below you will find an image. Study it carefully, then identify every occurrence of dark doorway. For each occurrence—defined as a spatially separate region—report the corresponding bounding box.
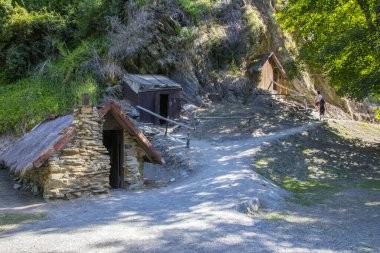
[159,94,169,124]
[103,130,124,188]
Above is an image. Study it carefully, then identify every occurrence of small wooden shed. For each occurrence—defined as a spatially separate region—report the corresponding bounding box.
[122,74,183,124]
[247,52,288,94]
[0,101,164,200]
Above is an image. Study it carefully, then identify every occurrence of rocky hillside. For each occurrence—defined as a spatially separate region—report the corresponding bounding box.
[100,0,374,120]
[0,0,376,135]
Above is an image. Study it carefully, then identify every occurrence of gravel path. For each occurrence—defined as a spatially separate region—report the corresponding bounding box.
[1,122,379,253]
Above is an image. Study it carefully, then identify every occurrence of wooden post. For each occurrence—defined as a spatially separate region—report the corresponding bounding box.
[165,119,169,136]
[186,129,190,148]
[136,106,195,148]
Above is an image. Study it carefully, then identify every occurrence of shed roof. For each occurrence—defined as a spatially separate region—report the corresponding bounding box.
[122,74,182,93]
[247,52,286,76]
[0,101,164,175]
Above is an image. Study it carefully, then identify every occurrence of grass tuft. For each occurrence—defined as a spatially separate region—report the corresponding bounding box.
[0,213,48,232]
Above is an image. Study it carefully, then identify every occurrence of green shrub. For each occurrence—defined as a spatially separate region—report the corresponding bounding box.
[0,5,67,81]
[0,0,13,28]
[243,5,266,47]
[178,0,215,22]
[282,59,301,81]
[0,36,107,134]
[134,0,152,7]
[0,0,123,82]
[375,108,380,120]
[0,78,60,134]
[0,75,104,135]
[13,0,75,13]
[45,37,109,82]
[74,0,125,38]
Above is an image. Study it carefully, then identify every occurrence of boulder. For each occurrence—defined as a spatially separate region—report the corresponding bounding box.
[237,198,260,215]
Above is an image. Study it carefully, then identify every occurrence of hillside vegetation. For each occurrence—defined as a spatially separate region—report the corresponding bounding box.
[0,0,122,134]
[0,0,378,135]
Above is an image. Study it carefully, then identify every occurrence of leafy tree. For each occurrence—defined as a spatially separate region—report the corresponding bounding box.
[276,0,380,100]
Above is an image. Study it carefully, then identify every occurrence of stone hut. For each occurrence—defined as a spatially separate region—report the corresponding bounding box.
[246,52,288,95]
[122,74,183,124]
[0,101,164,200]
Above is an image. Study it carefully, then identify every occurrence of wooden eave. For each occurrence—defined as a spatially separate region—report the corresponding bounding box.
[98,101,165,165]
[270,53,287,77]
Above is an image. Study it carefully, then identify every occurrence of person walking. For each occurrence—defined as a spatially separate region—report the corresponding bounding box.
[314,91,326,120]
[315,91,323,110]
[319,97,326,120]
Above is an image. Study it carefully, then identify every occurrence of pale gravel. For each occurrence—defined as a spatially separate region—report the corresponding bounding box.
[0,122,379,253]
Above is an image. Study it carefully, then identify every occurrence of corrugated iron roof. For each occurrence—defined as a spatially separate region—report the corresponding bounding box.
[122,74,182,93]
[0,101,164,175]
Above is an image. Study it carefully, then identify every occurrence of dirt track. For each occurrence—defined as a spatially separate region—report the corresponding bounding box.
[0,121,379,253]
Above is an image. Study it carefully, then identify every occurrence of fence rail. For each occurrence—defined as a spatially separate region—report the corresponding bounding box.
[136,106,194,148]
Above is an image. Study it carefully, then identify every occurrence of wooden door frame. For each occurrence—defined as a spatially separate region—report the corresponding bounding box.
[155,92,171,125]
[117,130,124,188]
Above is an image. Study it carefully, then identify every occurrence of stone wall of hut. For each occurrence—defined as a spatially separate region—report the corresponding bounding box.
[43,105,110,200]
[21,105,148,200]
[123,132,145,190]
[18,165,49,196]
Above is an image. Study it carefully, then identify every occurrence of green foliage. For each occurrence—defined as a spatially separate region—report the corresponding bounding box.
[0,0,13,27]
[0,0,120,134]
[45,37,109,82]
[134,0,152,7]
[280,177,332,192]
[229,58,239,74]
[282,59,301,81]
[0,0,123,82]
[14,0,78,14]
[375,109,380,120]
[74,0,124,38]
[0,37,106,134]
[276,0,380,100]
[178,0,217,22]
[243,5,266,47]
[0,78,60,134]
[0,75,103,134]
[178,26,199,42]
[0,5,67,81]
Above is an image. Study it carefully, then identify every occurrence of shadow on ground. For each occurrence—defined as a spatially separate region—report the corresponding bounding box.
[0,123,379,252]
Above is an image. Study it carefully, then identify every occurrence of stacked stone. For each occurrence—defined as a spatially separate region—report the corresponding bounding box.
[123,131,145,190]
[16,166,48,196]
[43,105,111,200]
